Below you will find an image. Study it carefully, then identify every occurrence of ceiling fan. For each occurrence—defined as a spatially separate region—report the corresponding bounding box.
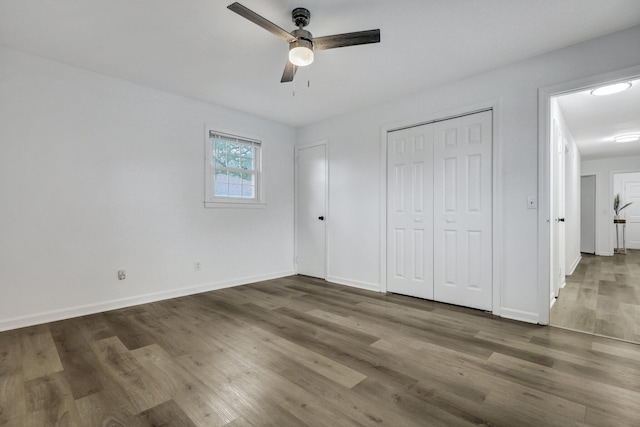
[227,2,381,83]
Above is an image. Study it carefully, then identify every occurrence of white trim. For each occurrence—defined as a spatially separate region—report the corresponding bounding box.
[294,140,329,279]
[567,254,582,276]
[204,201,266,209]
[0,270,295,332]
[379,101,502,315]
[500,308,539,324]
[326,275,381,292]
[537,64,640,326]
[379,126,388,292]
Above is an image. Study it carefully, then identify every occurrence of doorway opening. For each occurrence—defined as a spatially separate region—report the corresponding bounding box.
[541,70,640,344]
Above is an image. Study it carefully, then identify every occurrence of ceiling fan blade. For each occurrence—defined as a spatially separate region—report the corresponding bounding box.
[281,61,297,83]
[313,29,380,51]
[227,2,296,43]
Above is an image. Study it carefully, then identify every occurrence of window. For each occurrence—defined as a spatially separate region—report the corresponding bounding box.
[205,129,264,208]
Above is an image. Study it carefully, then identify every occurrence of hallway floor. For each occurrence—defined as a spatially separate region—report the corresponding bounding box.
[551,250,640,344]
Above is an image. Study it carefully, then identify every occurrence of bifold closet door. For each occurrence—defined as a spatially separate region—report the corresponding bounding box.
[386,125,434,299]
[433,111,492,311]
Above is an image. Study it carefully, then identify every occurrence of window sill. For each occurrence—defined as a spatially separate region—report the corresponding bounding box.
[204,201,266,209]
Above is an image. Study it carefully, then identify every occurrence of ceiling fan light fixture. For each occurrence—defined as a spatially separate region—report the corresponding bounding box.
[289,39,314,66]
[590,82,632,96]
[614,134,640,143]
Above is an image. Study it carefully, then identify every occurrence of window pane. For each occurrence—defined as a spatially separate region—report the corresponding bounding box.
[240,157,253,170]
[213,153,226,166]
[215,140,226,154]
[228,171,242,183]
[227,156,241,169]
[215,170,228,183]
[214,182,229,197]
[242,185,255,198]
[241,173,254,185]
[229,184,242,197]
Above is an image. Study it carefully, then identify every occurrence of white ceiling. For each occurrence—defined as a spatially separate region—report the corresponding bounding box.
[557,79,640,160]
[1,1,640,128]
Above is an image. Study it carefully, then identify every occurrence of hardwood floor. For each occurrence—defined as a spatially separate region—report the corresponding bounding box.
[551,249,640,344]
[2,275,640,426]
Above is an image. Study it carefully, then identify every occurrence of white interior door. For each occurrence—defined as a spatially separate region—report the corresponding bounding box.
[580,175,596,253]
[550,121,566,300]
[623,179,640,249]
[386,125,434,299]
[296,143,327,278]
[433,111,493,311]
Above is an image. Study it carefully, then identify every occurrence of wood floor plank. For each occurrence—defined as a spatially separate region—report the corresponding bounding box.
[91,336,171,414]
[20,324,63,381]
[0,331,25,425]
[175,350,313,427]
[49,320,105,400]
[132,344,239,426]
[1,275,639,426]
[592,340,640,362]
[486,352,640,423]
[135,399,197,427]
[75,388,139,427]
[23,372,83,426]
[245,324,368,389]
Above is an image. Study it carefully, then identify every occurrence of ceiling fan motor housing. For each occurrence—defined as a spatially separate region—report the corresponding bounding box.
[292,7,310,28]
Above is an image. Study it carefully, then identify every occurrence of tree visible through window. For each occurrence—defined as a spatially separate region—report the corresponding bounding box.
[205,130,263,207]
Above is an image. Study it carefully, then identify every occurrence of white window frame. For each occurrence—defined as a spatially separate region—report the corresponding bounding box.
[204,127,265,208]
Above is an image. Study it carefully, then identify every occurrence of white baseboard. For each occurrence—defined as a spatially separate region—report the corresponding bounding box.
[326,275,381,292]
[500,308,539,324]
[567,255,582,276]
[596,251,613,256]
[0,270,295,332]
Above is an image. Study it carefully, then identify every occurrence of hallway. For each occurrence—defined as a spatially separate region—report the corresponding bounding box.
[551,250,640,344]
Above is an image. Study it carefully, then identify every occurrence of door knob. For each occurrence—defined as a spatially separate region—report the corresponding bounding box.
[557,218,565,222]
[318,216,324,220]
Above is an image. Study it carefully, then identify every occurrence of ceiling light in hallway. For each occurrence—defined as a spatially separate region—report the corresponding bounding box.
[590,82,632,96]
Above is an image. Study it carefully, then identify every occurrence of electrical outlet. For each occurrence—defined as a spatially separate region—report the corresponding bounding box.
[117,270,126,280]
[194,262,201,272]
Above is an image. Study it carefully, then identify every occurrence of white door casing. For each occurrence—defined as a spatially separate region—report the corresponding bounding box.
[386,125,434,299]
[623,178,640,249]
[580,175,596,254]
[296,143,327,279]
[433,111,493,311]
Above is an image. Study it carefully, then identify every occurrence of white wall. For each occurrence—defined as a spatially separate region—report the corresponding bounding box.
[296,26,640,323]
[582,155,640,255]
[0,46,296,331]
[551,100,582,275]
